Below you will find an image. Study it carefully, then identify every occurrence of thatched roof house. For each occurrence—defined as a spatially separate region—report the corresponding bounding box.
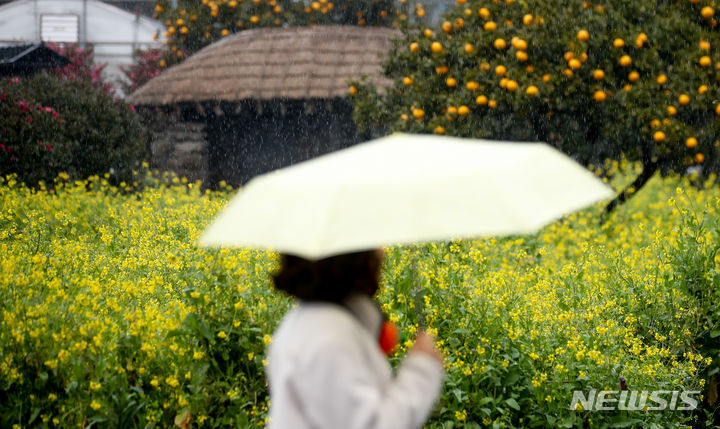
[129,26,395,105]
[129,26,396,187]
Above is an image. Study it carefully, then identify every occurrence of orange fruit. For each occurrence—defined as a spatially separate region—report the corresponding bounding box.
[400,113,409,120]
[512,38,528,50]
[695,153,705,163]
[431,42,443,53]
[506,80,518,91]
[526,85,539,96]
[628,71,639,82]
[349,85,358,95]
[484,21,497,31]
[464,8,473,16]
[494,38,507,49]
[569,58,582,70]
[465,43,475,54]
[613,38,625,48]
[523,14,533,25]
[499,78,509,88]
[653,131,666,142]
[479,62,491,72]
[619,55,632,67]
[650,119,661,129]
[542,74,551,82]
[479,8,490,19]
[563,68,574,77]
[657,74,667,85]
[698,85,708,94]
[593,69,605,80]
[699,40,711,50]
[678,94,690,105]
[458,105,470,115]
[435,66,449,74]
[410,42,420,53]
[577,29,590,41]
[701,6,714,19]
[434,125,446,134]
[412,108,425,118]
[403,76,413,86]
[495,65,507,76]
[623,84,632,92]
[488,100,498,108]
[699,56,711,67]
[446,77,457,87]
[564,51,575,61]
[476,95,488,105]
[516,51,528,61]
[667,105,677,116]
[466,81,479,91]
[455,18,465,29]
[686,137,698,149]
[424,29,433,38]
[715,104,720,115]
[447,106,458,115]
[594,90,606,102]
[442,21,452,33]
[525,65,534,73]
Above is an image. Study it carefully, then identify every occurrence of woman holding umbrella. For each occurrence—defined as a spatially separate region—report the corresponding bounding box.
[198,134,614,427]
[266,249,445,429]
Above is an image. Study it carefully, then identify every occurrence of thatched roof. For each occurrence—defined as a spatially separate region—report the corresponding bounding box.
[127,26,398,106]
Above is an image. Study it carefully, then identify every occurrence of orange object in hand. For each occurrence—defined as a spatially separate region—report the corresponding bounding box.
[378,320,399,356]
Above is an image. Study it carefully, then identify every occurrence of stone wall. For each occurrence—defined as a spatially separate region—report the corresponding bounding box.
[142,98,370,189]
[147,110,208,184]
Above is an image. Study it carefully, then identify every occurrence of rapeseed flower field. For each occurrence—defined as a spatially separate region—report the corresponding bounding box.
[1,162,717,427]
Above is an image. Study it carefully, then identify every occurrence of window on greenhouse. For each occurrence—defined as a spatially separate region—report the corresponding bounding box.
[40,14,79,43]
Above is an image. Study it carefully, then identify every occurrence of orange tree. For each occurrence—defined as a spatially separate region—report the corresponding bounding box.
[152,0,408,65]
[351,0,720,213]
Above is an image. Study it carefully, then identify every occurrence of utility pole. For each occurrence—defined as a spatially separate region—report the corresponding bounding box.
[81,0,87,48]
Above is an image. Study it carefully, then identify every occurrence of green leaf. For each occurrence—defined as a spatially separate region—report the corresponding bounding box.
[505,397,521,411]
[452,388,465,402]
[611,418,644,428]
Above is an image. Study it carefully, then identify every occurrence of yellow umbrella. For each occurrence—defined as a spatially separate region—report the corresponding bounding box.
[199,133,614,259]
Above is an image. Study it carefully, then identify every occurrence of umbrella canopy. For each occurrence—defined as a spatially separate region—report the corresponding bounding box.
[199,134,614,259]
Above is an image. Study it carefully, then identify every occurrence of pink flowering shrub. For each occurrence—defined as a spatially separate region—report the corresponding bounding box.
[46,43,114,94]
[0,75,148,187]
[0,78,69,185]
[120,48,165,94]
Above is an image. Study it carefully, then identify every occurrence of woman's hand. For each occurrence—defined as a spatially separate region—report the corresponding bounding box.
[410,331,444,365]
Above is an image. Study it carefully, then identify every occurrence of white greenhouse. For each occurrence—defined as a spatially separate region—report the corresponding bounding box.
[0,0,166,90]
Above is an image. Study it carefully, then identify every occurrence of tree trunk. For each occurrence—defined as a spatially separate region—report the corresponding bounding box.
[602,159,659,219]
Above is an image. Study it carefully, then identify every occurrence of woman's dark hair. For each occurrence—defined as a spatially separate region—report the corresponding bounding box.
[272,250,382,303]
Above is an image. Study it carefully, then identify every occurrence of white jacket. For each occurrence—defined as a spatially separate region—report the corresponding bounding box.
[266,294,444,429]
